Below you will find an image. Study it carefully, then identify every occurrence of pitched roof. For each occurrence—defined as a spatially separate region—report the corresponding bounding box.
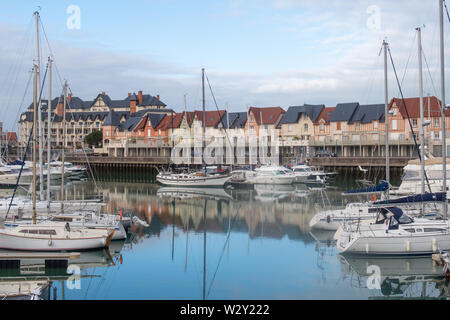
[280,104,324,125]
[315,107,335,124]
[229,112,248,129]
[193,110,226,127]
[352,104,385,124]
[249,106,285,125]
[390,96,449,118]
[156,113,183,130]
[329,102,359,122]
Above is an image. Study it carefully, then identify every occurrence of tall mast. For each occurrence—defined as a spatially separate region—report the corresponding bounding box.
[32,65,38,225]
[383,40,390,200]
[47,57,52,205]
[34,11,44,201]
[202,68,206,171]
[61,81,67,212]
[417,27,426,197]
[439,0,447,219]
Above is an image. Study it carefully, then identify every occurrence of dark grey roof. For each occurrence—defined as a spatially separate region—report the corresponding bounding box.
[217,112,240,129]
[280,104,324,125]
[329,102,359,122]
[359,104,384,123]
[118,117,141,132]
[103,110,125,126]
[229,112,248,129]
[148,113,166,129]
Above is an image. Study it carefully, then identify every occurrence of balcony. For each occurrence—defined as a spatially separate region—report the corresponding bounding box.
[310,132,416,146]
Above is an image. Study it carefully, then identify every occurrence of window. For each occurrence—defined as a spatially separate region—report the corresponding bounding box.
[288,124,292,132]
[434,132,440,139]
[337,122,341,130]
[434,118,440,127]
[304,124,308,131]
[355,122,360,130]
[392,120,398,130]
[320,124,325,132]
[148,130,151,136]
[413,119,417,127]
[374,121,378,129]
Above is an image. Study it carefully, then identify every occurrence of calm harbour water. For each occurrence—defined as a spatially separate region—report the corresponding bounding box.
[7,176,450,300]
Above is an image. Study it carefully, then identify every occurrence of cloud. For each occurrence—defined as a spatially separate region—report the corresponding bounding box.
[1,0,449,134]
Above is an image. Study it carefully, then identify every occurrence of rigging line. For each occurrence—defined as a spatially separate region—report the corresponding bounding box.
[64,83,101,194]
[7,63,48,217]
[39,17,65,89]
[206,203,242,299]
[399,32,417,92]
[422,49,440,99]
[10,70,33,155]
[444,0,450,24]
[204,72,234,153]
[0,21,35,130]
[387,46,432,193]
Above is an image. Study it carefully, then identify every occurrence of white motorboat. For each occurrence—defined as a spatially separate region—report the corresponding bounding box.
[246,166,295,185]
[0,221,114,251]
[392,157,450,196]
[0,166,33,187]
[336,207,450,255]
[156,171,232,187]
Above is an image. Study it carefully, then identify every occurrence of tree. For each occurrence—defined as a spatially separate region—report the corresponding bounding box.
[84,130,103,147]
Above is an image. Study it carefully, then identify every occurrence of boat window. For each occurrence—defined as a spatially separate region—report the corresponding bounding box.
[403,170,420,181]
[424,228,445,233]
[397,214,414,225]
[368,208,378,214]
[416,228,423,233]
[404,228,415,233]
[39,230,57,235]
[388,217,399,230]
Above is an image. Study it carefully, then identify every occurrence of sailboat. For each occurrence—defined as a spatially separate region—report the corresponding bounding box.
[156,69,232,187]
[336,6,450,255]
[0,12,114,252]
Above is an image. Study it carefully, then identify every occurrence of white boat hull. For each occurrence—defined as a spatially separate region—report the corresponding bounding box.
[156,174,231,187]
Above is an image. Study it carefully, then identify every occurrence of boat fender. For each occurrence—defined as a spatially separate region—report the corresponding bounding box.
[48,239,53,247]
[432,238,437,252]
[327,215,331,224]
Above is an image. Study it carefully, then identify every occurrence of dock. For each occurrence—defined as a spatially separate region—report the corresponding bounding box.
[0,252,81,269]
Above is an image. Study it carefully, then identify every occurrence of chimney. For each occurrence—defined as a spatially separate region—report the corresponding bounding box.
[130,92,137,114]
[101,91,106,96]
[56,99,64,117]
[138,91,143,105]
[157,95,160,101]
[68,93,72,102]
[128,93,131,97]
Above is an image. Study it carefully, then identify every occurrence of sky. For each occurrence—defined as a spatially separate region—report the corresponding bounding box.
[1,0,450,131]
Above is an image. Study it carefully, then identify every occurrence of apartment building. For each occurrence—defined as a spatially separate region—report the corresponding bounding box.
[19,90,169,150]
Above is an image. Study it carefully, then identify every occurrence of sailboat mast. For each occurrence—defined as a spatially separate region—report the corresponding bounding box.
[383,40,390,200]
[439,0,447,219]
[417,27,426,196]
[34,11,44,201]
[47,57,52,205]
[61,81,67,212]
[202,68,206,171]
[32,65,38,225]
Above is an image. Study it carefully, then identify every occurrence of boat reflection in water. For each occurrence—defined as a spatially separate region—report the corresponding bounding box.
[0,241,125,300]
[338,255,450,299]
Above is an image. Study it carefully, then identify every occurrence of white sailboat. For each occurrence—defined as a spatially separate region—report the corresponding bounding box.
[0,12,114,252]
[156,69,232,187]
[336,8,450,255]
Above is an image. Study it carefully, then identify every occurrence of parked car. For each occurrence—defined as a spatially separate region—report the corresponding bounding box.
[315,150,337,158]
